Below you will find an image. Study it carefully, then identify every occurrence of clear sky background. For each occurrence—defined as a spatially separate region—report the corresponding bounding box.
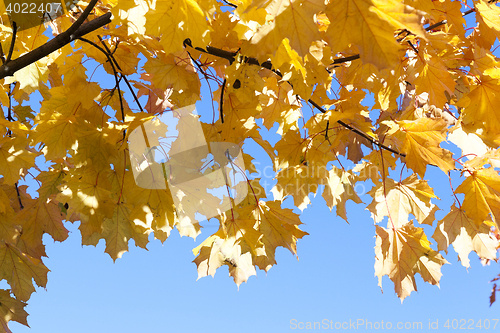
[7,2,500,332]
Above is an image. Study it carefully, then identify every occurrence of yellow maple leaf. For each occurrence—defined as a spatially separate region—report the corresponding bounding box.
[271,164,326,211]
[16,197,68,259]
[455,168,500,229]
[432,204,498,268]
[56,167,115,240]
[258,76,301,135]
[322,166,363,222]
[456,76,500,137]
[475,0,500,42]
[0,186,19,244]
[0,137,36,186]
[143,50,199,93]
[325,0,425,70]
[273,129,305,170]
[30,111,80,160]
[193,213,263,286]
[414,54,456,108]
[144,0,211,54]
[0,289,28,332]
[122,171,177,242]
[375,222,448,301]
[100,203,150,261]
[367,174,438,227]
[248,200,308,271]
[245,0,325,58]
[398,118,455,177]
[0,242,48,302]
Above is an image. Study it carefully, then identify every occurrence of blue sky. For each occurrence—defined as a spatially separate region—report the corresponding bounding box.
[7,1,500,332]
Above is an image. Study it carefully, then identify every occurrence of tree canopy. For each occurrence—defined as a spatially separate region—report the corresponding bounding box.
[0,0,500,330]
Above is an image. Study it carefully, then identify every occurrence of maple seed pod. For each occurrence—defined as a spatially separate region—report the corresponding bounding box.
[1,0,78,32]
[233,79,241,89]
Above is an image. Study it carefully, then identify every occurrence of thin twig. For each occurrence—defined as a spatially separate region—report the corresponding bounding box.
[96,35,146,114]
[222,0,237,8]
[220,79,226,123]
[78,37,125,121]
[15,182,23,209]
[6,22,17,63]
[407,40,418,54]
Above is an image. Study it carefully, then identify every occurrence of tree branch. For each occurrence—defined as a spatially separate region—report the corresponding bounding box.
[220,78,226,123]
[0,10,111,79]
[6,22,17,63]
[222,0,237,8]
[183,40,406,157]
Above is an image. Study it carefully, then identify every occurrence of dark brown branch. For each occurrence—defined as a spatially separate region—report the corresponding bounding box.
[15,182,23,209]
[220,79,226,123]
[407,40,419,54]
[331,54,360,66]
[0,11,111,79]
[222,0,237,8]
[6,22,17,63]
[324,120,331,144]
[0,44,5,65]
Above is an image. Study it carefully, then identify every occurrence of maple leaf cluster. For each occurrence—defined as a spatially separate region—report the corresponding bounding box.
[0,0,499,330]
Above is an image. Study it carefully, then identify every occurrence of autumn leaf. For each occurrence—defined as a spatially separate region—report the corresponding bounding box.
[375,222,448,301]
[0,289,28,333]
[0,242,49,302]
[432,205,498,268]
[271,163,326,211]
[397,118,455,177]
[455,168,500,229]
[456,76,500,137]
[367,174,439,227]
[144,0,212,54]
[193,212,262,286]
[322,166,363,221]
[99,203,150,261]
[325,0,425,70]
[245,0,325,58]
[0,137,36,186]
